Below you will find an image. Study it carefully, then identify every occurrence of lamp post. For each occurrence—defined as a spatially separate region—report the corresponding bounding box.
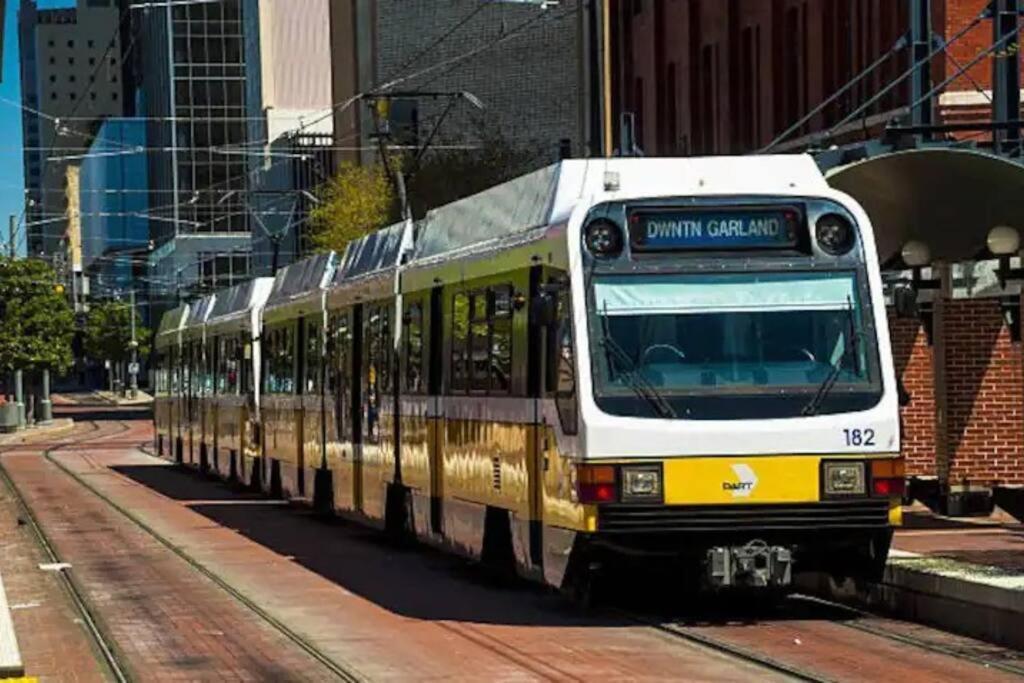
[128,289,139,399]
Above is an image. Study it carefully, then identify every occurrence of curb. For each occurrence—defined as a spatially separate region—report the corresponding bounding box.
[800,555,1024,650]
[0,421,75,448]
[0,571,24,678]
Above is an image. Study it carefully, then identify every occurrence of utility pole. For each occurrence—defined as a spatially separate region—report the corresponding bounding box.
[992,0,1022,154]
[909,0,934,140]
[601,0,613,157]
[8,215,15,258]
[129,289,139,399]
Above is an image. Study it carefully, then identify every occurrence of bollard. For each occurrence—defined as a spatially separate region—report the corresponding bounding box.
[13,370,24,430]
[37,369,52,424]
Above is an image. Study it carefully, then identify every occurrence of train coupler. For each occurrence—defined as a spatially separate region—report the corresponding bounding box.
[706,540,793,589]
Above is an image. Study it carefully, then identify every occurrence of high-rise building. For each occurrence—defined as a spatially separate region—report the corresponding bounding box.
[136,0,252,313]
[243,0,333,275]
[79,118,150,323]
[18,0,125,261]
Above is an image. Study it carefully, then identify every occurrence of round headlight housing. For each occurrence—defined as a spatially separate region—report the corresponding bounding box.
[815,213,855,255]
[584,219,624,258]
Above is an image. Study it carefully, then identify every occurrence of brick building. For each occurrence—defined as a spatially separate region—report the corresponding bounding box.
[615,0,1022,155]
[616,0,1024,513]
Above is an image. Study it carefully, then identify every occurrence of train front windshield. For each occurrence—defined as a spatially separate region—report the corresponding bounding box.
[589,270,882,420]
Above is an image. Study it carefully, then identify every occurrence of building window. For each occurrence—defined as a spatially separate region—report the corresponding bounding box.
[68,57,74,65]
[89,57,95,66]
[69,75,76,83]
[197,252,251,291]
[49,57,55,65]
[47,40,54,48]
[88,39,94,48]
[112,92,119,100]
[90,92,97,100]
[67,40,74,48]
[49,75,56,83]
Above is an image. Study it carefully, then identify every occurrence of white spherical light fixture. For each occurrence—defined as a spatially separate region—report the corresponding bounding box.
[987,225,1021,256]
[901,240,931,268]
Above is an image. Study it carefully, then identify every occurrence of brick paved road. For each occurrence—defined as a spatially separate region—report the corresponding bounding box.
[0,425,111,682]
[15,412,786,682]
[2,421,345,682]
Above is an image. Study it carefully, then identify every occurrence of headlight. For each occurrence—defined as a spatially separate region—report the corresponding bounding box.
[584,219,624,258]
[815,213,855,255]
[621,466,662,501]
[823,461,866,496]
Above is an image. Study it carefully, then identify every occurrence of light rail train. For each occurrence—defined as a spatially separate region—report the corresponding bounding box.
[154,156,903,593]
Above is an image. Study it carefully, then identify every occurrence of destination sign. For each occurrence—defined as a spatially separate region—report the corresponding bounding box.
[630,207,802,251]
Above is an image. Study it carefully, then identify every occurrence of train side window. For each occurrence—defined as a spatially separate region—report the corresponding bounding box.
[334,312,351,440]
[283,325,296,394]
[364,306,383,444]
[490,285,513,395]
[553,284,578,435]
[404,302,424,394]
[451,293,469,393]
[469,291,490,393]
[305,319,321,395]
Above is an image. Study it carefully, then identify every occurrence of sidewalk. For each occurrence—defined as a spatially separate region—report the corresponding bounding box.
[0,420,75,447]
[53,390,153,407]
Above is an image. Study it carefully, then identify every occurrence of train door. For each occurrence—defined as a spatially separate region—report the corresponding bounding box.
[526,266,546,568]
[428,285,444,534]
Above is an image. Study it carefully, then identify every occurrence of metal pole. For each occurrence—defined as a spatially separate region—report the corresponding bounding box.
[8,215,15,258]
[910,0,934,139]
[992,0,1021,154]
[601,0,613,157]
[129,289,139,399]
[14,369,24,430]
[38,368,52,424]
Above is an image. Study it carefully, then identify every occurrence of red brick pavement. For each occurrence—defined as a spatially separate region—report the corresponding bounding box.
[0,466,110,682]
[45,418,786,681]
[2,440,344,680]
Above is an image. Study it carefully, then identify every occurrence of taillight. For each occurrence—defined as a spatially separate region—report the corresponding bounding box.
[870,458,906,497]
[577,464,617,504]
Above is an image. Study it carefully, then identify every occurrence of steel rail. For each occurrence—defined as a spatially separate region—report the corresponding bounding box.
[791,593,1024,678]
[43,420,366,682]
[0,421,133,683]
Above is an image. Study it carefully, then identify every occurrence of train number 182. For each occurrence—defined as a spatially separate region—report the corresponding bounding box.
[843,428,875,447]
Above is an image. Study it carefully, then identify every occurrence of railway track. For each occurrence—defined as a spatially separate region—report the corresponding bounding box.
[0,420,132,683]
[7,414,1023,682]
[30,418,366,682]
[625,589,1024,683]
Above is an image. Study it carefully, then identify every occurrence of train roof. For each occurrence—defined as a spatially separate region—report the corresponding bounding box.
[206,277,274,334]
[154,304,189,348]
[182,294,216,340]
[336,221,411,282]
[326,221,412,307]
[263,252,337,323]
[407,155,829,268]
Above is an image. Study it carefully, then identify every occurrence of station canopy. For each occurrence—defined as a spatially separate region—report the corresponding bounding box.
[822,146,1024,266]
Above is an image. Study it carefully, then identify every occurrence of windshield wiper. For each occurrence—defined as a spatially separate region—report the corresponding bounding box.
[801,298,862,417]
[599,311,677,419]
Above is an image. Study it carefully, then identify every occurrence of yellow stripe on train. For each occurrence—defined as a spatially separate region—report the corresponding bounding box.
[662,454,899,505]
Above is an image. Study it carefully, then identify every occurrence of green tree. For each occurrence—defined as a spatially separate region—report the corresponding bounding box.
[0,257,75,376]
[307,129,545,256]
[83,300,151,365]
[308,162,397,254]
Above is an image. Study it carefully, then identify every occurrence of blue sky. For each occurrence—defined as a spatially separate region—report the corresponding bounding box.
[0,0,73,255]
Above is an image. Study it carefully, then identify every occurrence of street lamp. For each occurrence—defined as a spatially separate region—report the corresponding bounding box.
[987,225,1024,341]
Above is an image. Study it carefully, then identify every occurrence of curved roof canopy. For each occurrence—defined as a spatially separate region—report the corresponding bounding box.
[824,147,1024,266]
